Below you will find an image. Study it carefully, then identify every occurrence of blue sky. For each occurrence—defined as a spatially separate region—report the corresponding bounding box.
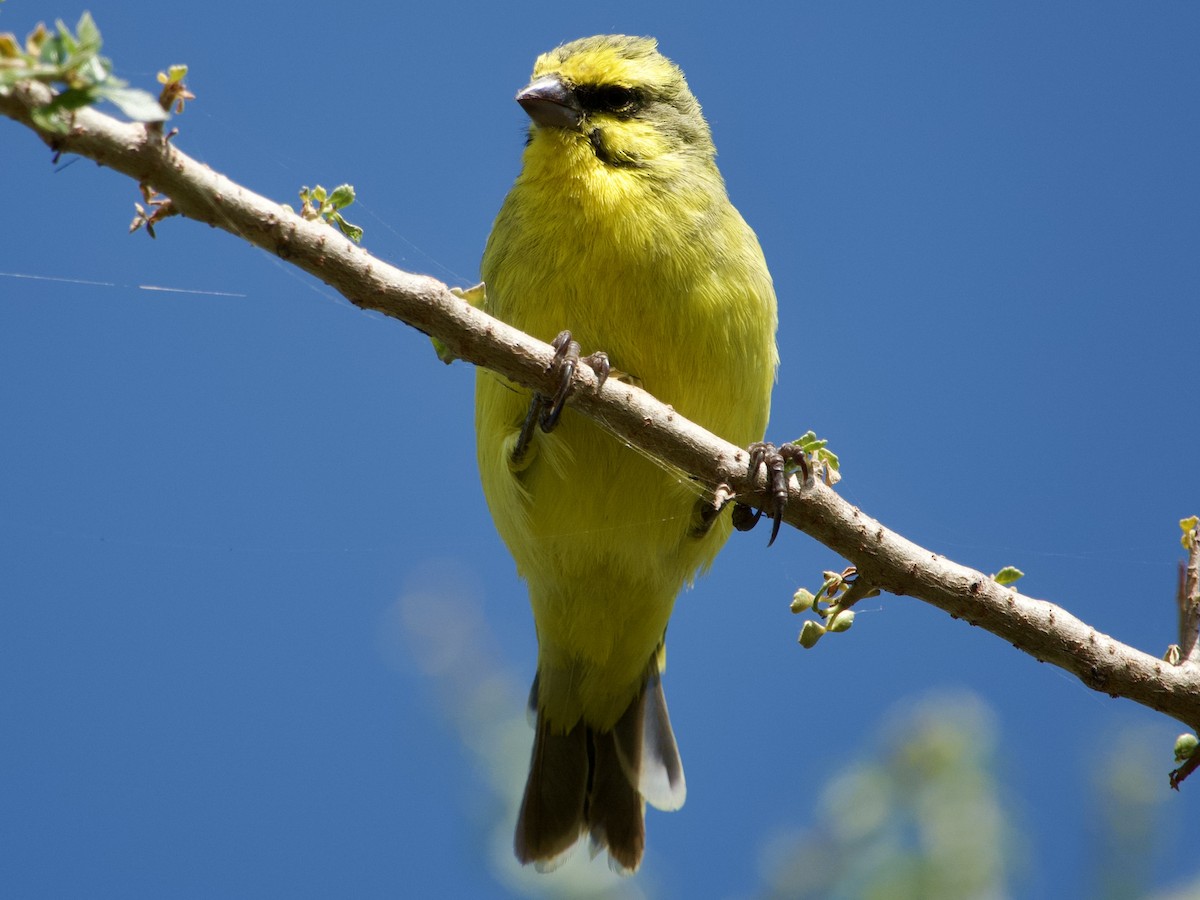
[2,2,1198,897]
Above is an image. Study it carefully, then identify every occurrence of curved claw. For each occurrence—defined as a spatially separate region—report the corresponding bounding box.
[540,331,581,432]
[512,330,610,464]
[746,441,810,546]
[585,351,611,392]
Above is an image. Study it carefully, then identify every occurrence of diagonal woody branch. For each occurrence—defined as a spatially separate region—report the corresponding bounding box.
[5,80,1200,746]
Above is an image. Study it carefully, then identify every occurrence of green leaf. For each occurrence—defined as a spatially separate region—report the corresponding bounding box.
[328,183,355,209]
[30,86,98,130]
[49,85,99,110]
[30,103,68,131]
[791,430,823,451]
[74,11,102,55]
[99,85,168,122]
[790,588,815,613]
[77,53,111,85]
[51,18,77,58]
[430,336,453,364]
[39,30,69,66]
[992,566,1024,586]
[828,609,856,633]
[798,620,826,649]
[451,282,486,310]
[331,212,363,243]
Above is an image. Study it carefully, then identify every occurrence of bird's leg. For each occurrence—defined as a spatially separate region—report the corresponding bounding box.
[512,330,610,464]
[737,441,811,546]
[512,394,549,465]
[690,485,730,538]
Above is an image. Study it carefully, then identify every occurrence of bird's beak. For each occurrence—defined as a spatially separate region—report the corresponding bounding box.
[517,75,583,130]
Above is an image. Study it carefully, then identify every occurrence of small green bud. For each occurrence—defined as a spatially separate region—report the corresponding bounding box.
[828,610,856,633]
[798,621,826,648]
[1174,733,1198,763]
[790,589,815,613]
[992,566,1024,586]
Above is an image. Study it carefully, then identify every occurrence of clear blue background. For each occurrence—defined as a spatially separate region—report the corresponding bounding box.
[2,2,1198,897]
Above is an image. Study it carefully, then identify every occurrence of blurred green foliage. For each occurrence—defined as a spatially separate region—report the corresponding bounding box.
[390,572,1193,899]
[756,693,1011,900]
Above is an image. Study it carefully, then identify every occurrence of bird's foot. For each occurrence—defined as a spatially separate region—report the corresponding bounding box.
[512,330,610,463]
[734,441,811,546]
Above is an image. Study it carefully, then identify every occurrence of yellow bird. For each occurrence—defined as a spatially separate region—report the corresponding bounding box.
[476,35,778,872]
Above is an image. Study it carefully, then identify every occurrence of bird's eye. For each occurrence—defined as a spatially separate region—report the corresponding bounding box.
[591,85,639,114]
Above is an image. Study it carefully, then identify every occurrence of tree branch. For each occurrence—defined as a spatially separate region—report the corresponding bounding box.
[5,81,1200,742]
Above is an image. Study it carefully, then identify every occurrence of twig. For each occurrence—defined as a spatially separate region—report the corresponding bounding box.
[1177,526,1200,665]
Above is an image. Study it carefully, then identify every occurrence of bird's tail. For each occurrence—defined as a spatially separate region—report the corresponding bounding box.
[514,664,686,873]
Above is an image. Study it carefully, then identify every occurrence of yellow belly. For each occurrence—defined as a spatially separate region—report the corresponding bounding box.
[476,371,731,728]
[474,134,777,732]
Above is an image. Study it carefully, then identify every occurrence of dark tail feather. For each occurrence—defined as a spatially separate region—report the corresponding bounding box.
[587,726,645,871]
[515,662,686,873]
[514,716,588,868]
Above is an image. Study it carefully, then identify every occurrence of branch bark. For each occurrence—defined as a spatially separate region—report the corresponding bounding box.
[1178,525,1200,666]
[5,82,1200,741]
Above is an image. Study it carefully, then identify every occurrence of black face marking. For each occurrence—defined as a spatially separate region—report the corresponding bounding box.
[573,82,652,168]
[587,128,612,162]
[574,83,644,118]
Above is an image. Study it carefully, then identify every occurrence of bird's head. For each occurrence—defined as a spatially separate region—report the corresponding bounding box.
[516,35,715,169]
